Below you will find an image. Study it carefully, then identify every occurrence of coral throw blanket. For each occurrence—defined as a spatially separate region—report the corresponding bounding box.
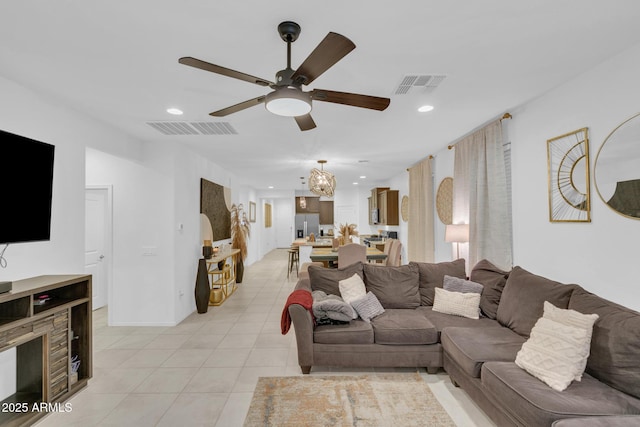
[281,289,314,335]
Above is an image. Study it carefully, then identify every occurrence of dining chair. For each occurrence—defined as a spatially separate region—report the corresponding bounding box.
[338,243,366,268]
[386,240,402,266]
[377,239,394,264]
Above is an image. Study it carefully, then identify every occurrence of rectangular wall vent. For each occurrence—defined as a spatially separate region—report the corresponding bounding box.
[146,121,238,135]
[395,75,446,95]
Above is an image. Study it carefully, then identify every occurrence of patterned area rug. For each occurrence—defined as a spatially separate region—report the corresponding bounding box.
[243,373,456,426]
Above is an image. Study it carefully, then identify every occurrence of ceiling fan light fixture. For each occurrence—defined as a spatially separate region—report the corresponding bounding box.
[265,87,312,117]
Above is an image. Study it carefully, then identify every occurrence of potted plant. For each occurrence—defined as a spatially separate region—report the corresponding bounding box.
[230,203,250,283]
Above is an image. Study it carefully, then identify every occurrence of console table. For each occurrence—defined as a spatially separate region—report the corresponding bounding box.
[0,274,92,427]
[206,249,240,306]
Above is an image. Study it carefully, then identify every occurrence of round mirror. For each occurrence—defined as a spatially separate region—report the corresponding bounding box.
[594,112,640,219]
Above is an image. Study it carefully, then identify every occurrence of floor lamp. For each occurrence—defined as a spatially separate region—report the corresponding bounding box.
[445,224,469,260]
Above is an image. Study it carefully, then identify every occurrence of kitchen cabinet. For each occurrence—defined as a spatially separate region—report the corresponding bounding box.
[295,196,320,213]
[319,201,334,224]
[378,190,399,225]
[369,187,398,225]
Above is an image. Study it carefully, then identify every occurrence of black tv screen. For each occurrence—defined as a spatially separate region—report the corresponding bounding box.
[0,129,55,244]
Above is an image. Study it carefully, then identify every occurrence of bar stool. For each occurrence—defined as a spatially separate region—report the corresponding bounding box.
[287,246,299,278]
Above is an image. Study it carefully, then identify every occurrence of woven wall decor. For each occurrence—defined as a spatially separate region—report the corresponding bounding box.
[436,177,453,225]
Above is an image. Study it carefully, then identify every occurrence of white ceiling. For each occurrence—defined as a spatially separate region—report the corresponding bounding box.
[2,1,640,191]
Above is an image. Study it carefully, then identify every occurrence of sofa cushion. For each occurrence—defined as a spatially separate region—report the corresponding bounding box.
[363,263,420,308]
[469,259,511,319]
[443,275,483,294]
[370,309,438,345]
[418,306,502,337]
[308,262,364,296]
[314,319,374,344]
[496,266,576,337]
[569,286,640,400]
[433,288,481,319]
[441,326,525,378]
[515,304,598,392]
[351,291,385,323]
[410,259,466,306]
[552,415,640,427]
[481,362,640,427]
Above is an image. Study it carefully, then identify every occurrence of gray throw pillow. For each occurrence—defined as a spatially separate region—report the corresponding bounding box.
[470,259,511,320]
[351,291,385,323]
[308,262,364,296]
[443,275,483,294]
[409,259,466,306]
[363,263,420,308]
[496,266,576,337]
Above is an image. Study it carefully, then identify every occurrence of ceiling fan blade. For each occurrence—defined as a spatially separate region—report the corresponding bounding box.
[291,33,355,85]
[311,89,390,111]
[294,114,316,131]
[210,96,266,117]
[179,57,273,87]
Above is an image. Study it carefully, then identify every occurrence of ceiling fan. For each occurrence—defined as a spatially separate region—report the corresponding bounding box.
[178,21,390,131]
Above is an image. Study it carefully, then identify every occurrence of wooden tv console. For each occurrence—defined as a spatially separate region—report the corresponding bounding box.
[0,275,92,426]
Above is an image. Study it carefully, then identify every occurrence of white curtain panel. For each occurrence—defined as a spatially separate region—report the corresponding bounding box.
[408,157,435,262]
[453,120,513,270]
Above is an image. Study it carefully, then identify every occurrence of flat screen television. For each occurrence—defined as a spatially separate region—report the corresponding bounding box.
[0,129,55,244]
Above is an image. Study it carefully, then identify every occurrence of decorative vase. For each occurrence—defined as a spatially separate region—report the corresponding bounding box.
[236,258,244,284]
[203,240,213,259]
[195,258,210,313]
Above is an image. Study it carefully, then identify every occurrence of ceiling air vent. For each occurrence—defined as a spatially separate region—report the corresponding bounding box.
[395,75,446,95]
[146,121,238,136]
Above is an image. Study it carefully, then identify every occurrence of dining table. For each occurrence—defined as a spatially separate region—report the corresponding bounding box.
[309,246,387,267]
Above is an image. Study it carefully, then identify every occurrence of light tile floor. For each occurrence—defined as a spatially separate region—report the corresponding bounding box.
[36,249,496,427]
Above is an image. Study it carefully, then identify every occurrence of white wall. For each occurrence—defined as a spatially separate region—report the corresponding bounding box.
[509,42,640,310]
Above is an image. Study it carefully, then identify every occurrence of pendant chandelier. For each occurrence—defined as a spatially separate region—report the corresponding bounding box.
[309,160,336,197]
[298,177,307,209]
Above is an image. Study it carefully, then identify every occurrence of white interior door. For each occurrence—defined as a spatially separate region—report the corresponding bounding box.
[85,186,112,310]
[275,198,294,248]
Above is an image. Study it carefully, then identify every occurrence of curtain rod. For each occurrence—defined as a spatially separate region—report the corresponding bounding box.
[448,112,512,150]
[406,155,433,171]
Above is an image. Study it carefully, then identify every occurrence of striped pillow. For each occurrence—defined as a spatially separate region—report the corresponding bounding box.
[351,291,385,323]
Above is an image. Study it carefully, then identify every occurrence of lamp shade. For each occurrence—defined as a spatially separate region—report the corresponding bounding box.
[445,224,469,243]
[265,87,312,117]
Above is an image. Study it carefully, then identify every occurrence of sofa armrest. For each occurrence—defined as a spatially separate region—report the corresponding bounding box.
[289,303,314,372]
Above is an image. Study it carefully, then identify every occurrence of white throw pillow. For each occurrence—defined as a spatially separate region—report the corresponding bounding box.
[351,291,385,323]
[432,287,481,319]
[515,301,599,391]
[542,301,599,381]
[338,273,366,319]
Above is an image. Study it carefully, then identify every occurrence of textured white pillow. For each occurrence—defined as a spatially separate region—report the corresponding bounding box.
[542,301,599,381]
[432,288,481,319]
[351,291,385,323]
[338,273,366,319]
[515,301,599,391]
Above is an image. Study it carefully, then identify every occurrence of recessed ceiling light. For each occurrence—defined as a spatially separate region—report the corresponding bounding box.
[418,105,434,113]
[167,108,183,115]
[268,186,274,189]
[353,182,358,185]
[359,175,366,179]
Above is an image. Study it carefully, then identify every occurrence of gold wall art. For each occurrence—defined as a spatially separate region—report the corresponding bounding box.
[264,203,272,228]
[547,128,591,222]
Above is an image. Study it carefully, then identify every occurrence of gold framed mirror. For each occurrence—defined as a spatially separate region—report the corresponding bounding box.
[594,112,640,219]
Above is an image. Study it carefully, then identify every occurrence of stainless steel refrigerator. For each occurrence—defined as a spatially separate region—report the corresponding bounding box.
[295,213,320,238]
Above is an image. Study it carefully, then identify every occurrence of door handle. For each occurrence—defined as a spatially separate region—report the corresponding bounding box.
[99,255,105,260]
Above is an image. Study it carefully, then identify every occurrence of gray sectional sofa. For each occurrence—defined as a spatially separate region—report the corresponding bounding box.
[285,259,640,426]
